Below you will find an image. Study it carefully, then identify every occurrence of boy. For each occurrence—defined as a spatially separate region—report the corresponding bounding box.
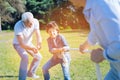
[42,21,71,80]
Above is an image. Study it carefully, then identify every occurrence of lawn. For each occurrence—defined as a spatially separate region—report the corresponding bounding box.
[0,30,109,80]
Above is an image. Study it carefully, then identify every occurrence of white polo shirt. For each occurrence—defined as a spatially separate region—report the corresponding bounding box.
[13,18,39,45]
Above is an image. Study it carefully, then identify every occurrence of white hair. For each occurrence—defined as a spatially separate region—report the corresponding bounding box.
[21,12,34,22]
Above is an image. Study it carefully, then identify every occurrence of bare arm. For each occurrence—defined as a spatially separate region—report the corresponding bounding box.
[79,39,91,53]
[35,29,42,50]
[17,35,38,53]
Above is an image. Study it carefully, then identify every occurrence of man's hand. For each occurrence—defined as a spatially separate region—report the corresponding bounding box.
[37,44,41,50]
[91,48,105,63]
[79,40,91,54]
[79,44,88,53]
[31,47,38,54]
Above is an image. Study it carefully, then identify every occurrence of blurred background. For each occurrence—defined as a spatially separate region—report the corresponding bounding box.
[0,0,89,31]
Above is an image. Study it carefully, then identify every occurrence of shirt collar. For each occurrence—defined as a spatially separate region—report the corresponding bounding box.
[21,21,26,28]
[22,20,30,29]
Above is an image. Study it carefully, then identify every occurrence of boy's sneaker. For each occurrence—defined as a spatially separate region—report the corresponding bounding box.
[27,73,39,79]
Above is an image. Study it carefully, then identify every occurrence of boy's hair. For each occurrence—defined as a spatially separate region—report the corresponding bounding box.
[46,21,60,33]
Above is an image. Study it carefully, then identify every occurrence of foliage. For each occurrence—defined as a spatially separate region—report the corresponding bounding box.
[0,0,25,22]
[0,0,26,30]
[28,0,89,29]
[0,0,15,22]
[50,2,89,29]
[26,0,54,22]
[1,0,89,30]
[25,0,52,30]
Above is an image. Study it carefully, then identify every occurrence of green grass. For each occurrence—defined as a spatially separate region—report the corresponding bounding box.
[0,30,109,80]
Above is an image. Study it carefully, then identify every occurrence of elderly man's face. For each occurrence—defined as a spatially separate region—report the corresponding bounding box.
[24,17,34,28]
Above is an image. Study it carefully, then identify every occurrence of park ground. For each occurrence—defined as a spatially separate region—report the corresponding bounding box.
[0,30,109,80]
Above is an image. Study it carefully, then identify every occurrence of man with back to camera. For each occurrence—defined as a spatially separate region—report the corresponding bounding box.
[13,12,42,80]
[69,0,120,80]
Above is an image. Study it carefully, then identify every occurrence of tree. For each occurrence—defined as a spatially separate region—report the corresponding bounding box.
[0,0,25,31]
[26,0,54,29]
[26,0,54,19]
[50,1,89,29]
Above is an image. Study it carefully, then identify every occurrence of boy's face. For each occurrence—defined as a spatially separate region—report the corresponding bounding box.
[48,28,58,38]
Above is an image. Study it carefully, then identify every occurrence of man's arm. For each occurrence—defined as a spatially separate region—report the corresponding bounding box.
[17,35,38,53]
[35,29,42,50]
[91,48,105,63]
[79,40,91,53]
[97,13,120,62]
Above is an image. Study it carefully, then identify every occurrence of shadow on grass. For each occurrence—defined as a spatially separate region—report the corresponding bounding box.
[0,75,18,78]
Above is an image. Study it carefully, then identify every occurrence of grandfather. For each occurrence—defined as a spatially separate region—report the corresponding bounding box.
[13,12,42,80]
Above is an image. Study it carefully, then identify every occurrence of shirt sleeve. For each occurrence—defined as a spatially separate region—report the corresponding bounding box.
[87,20,98,45]
[34,19,39,30]
[14,23,23,36]
[103,42,120,62]
[99,16,120,62]
[60,35,70,51]
[84,9,98,45]
[47,38,53,53]
[88,30,98,45]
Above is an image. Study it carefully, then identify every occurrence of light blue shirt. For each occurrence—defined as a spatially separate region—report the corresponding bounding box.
[83,0,120,62]
[13,18,39,45]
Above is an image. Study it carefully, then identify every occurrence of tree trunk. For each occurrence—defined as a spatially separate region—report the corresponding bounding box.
[0,17,1,32]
